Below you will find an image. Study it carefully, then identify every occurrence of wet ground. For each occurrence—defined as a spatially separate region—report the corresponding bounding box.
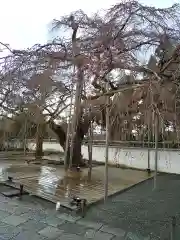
[83,173,180,239]
[0,152,179,238]
[0,185,125,240]
[0,174,179,239]
[0,154,153,208]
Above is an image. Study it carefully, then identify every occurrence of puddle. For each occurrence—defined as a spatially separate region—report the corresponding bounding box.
[0,161,102,202]
[36,166,102,200]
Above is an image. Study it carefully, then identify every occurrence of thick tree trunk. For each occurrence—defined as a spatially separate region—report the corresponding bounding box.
[68,134,83,167]
[49,118,88,167]
[35,124,45,158]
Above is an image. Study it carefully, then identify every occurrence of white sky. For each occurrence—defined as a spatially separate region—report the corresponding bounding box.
[0,0,179,50]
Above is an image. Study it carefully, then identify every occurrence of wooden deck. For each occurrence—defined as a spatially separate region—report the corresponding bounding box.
[0,155,153,209]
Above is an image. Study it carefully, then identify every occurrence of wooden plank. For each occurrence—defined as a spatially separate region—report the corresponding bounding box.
[2,189,28,197]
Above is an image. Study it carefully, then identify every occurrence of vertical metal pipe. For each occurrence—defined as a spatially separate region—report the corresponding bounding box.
[104,83,110,201]
[23,116,27,156]
[88,108,93,180]
[147,110,151,175]
[153,110,159,190]
[64,85,74,170]
[170,216,176,240]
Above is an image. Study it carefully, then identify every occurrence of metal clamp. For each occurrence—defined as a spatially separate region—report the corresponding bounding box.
[70,197,87,217]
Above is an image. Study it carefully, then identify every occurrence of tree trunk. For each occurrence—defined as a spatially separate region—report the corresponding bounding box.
[49,117,89,167]
[35,124,45,158]
[68,134,83,167]
[63,123,84,167]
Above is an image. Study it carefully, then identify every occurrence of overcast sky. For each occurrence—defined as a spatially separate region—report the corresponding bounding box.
[0,0,178,49]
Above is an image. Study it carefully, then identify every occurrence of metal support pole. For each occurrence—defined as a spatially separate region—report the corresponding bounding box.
[64,86,73,170]
[147,148,150,174]
[64,116,71,170]
[170,216,176,240]
[153,110,159,190]
[88,112,93,181]
[23,117,27,156]
[147,113,151,176]
[104,83,110,201]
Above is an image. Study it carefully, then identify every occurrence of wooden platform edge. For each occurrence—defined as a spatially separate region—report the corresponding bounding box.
[0,181,28,194]
[0,180,77,211]
[0,173,156,214]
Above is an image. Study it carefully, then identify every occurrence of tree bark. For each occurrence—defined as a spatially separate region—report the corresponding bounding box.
[49,115,90,167]
[35,123,45,158]
[69,133,83,166]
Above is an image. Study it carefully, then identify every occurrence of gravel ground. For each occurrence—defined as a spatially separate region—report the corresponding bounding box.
[83,173,180,239]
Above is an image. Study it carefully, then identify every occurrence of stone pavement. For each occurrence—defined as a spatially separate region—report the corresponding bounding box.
[0,185,130,240]
[83,174,180,239]
[0,174,180,239]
